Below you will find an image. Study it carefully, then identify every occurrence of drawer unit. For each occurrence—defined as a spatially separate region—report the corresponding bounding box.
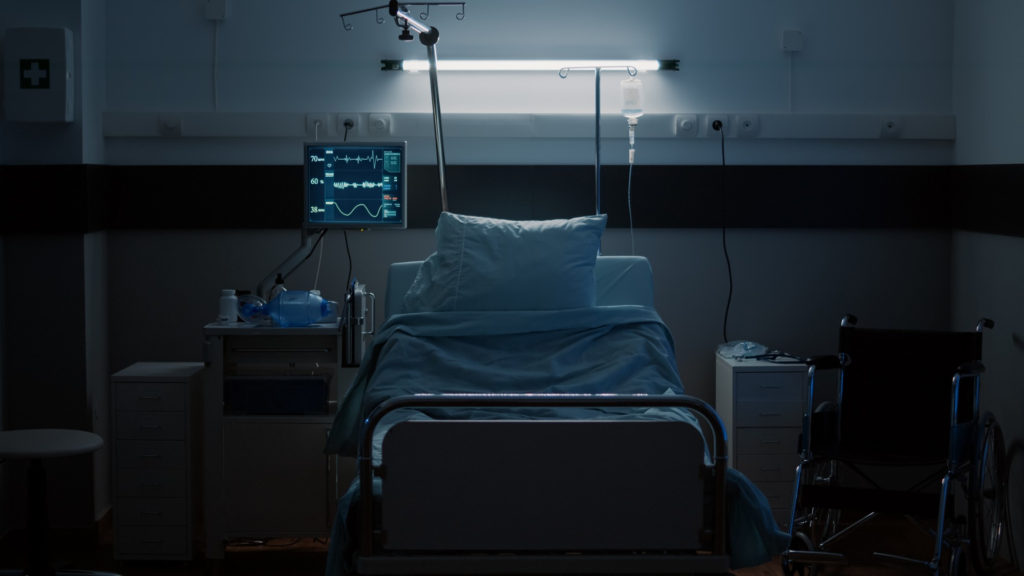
[112,361,203,561]
[715,353,806,529]
[202,324,351,560]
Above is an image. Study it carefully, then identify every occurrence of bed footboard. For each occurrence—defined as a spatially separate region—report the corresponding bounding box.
[356,394,730,575]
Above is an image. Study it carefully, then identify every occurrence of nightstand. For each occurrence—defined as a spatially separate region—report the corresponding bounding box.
[111,361,204,560]
[715,353,806,529]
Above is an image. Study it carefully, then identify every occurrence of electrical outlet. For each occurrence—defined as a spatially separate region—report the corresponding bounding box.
[205,0,229,21]
[337,113,360,138]
[880,117,901,139]
[306,113,329,139]
[368,113,392,136]
[674,114,698,138]
[158,114,182,137]
[735,114,760,137]
[705,115,729,137]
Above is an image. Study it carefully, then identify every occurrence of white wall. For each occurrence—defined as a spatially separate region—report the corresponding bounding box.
[952,0,1024,165]
[101,0,956,166]
[0,0,88,163]
[952,0,1024,565]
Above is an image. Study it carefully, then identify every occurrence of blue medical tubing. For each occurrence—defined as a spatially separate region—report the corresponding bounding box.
[356,393,728,558]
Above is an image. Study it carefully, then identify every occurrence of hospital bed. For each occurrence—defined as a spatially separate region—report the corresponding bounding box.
[323,212,788,576]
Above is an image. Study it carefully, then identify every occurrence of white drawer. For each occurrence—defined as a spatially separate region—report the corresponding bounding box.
[735,453,800,483]
[735,400,803,427]
[734,427,801,455]
[117,497,188,526]
[116,440,186,469]
[117,412,185,440]
[735,371,804,402]
[116,381,186,412]
[116,525,188,557]
[117,468,187,499]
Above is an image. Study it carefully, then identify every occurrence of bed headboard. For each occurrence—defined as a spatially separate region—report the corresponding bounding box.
[384,255,655,318]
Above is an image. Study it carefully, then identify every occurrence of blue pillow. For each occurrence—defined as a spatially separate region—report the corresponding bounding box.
[401,212,607,312]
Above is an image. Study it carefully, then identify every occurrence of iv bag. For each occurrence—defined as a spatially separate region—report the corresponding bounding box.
[620,75,644,120]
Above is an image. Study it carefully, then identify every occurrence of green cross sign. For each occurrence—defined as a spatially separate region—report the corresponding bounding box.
[20,59,50,89]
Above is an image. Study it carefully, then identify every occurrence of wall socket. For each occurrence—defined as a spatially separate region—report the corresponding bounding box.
[705,115,729,137]
[675,114,699,138]
[305,113,329,138]
[880,117,901,138]
[338,113,360,138]
[735,114,760,137]
[368,113,392,136]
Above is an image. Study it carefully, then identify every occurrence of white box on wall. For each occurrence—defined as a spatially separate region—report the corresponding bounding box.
[3,27,74,123]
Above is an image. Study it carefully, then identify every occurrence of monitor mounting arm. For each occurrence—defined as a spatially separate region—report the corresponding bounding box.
[255,228,322,301]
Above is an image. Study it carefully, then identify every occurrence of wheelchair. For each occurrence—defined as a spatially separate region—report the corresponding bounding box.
[781,315,1011,576]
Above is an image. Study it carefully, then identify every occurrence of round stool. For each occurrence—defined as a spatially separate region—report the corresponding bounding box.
[0,429,118,576]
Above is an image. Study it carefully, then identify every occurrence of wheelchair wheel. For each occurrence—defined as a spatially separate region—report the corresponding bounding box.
[968,411,1008,574]
[781,532,818,576]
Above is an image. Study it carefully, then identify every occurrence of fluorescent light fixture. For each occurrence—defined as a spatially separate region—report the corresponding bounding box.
[383,59,679,72]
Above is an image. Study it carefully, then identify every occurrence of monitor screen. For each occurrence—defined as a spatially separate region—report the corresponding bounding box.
[303,141,407,229]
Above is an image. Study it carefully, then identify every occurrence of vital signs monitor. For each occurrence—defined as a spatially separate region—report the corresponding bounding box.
[304,141,407,229]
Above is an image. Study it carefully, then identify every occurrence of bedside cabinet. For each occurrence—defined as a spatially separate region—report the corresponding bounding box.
[715,353,806,529]
[111,361,204,560]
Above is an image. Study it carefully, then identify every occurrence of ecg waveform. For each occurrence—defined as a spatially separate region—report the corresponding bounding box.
[333,181,384,190]
[326,201,384,219]
[334,151,385,169]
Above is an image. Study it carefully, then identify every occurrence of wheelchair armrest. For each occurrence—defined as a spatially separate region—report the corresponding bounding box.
[955,360,986,378]
[807,354,848,371]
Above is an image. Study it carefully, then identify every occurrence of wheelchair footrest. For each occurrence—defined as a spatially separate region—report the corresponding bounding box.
[785,550,848,565]
[799,485,938,517]
[873,551,936,571]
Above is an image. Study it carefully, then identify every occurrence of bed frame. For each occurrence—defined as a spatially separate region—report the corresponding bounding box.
[350,256,731,575]
[356,394,729,575]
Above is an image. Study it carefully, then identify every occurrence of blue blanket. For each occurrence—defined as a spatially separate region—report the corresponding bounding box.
[324,306,788,574]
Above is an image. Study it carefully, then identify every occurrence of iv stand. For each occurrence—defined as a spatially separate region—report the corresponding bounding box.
[560,65,638,216]
[390,1,449,213]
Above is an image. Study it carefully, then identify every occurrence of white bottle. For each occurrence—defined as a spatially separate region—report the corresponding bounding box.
[218,289,238,324]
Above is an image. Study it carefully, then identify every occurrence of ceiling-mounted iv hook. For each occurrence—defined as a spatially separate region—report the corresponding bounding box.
[341,15,354,30]
[420,4,430,20]
[455,3,465,20]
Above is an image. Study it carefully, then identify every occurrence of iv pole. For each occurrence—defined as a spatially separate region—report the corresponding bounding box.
[389,1,449,212]
[559,65,639,216]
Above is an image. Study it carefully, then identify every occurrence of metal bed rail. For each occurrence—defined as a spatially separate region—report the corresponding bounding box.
[356,393,729,564]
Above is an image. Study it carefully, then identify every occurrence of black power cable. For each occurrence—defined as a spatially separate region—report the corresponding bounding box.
[714,119,733,343]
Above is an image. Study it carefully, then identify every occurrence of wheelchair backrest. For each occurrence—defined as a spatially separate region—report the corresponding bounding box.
[836,325,982,464]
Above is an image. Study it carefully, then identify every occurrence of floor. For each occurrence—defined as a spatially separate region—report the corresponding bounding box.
[1,515,1021,576]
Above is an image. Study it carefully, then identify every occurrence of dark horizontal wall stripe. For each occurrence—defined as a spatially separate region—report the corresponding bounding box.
[0,164,1018,236]
[951,164,1024,237]
[0,165,108,234]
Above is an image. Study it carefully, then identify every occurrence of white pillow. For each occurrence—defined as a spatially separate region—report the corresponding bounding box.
[401,212,607,312]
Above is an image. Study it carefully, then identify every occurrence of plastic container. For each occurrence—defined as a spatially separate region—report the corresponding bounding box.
[265,290,334,327]
[620,75,644,121]
[238,293,269,325]
[218,289,238,323]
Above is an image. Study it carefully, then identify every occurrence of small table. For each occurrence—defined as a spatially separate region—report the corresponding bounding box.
[0,429,111,576]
